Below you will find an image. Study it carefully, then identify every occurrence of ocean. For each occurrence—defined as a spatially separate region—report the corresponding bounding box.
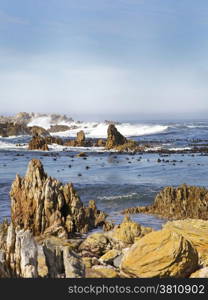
[1,117,208,230]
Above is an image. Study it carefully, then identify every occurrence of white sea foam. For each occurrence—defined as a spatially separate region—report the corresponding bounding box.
[28,116,168,138]
[97,192,139,201]
[0,141,27,150]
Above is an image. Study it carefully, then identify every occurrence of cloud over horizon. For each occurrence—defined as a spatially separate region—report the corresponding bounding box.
[0,0,208,119]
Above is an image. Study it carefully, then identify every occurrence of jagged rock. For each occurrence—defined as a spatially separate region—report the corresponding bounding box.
[164,219,208,267]
[76,131,85,144]
[63,247,85,278]
[109,216,142,247]
[10,159,106,237]
[0,250,11,278]
[105,124,127,149]
[28,136,49,150]
[190,267,208,278]
[121,229,198,278]
[122,184,208,220]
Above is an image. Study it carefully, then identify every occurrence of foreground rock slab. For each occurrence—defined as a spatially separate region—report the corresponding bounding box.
[121,229,198,278]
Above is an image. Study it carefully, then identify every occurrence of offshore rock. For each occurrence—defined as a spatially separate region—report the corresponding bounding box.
[49,125,70,133]
[10,159,106,237]
[28,136,49,151]
[123,184,208,220]
[29,126,50,137]
[121,229,198,278]
[105,124,127,149]
[0,122,30,137]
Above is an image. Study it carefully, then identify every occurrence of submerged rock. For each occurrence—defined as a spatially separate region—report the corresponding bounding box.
[121,229,198,278]
[10,159,106,237]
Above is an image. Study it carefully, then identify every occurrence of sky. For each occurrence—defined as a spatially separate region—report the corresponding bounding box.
[0,0,208,120]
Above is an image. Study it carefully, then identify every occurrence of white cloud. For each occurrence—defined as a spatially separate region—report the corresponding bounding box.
[0,52,207,117]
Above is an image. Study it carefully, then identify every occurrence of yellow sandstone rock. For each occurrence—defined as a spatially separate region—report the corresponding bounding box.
[190,267,208,278]
[99,249,120,264]
[110,215,141,246]
[164,219,208,266]
[121,229,198,278]
[86,266,119,278]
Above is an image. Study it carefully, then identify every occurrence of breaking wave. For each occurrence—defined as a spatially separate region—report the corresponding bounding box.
[27,116,168,138]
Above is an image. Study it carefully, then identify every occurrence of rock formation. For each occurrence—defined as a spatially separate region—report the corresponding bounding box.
[10,159,106,238]
[164,219,208,267]
[122,184,208,220]
[28,136,49,151]
[64,130,89,147]
[0,122,31,137]
[29,126,50,137]
[49,125,70,133]
[121,229,198,278]
[105,124,127,149]
[105,124,139,151]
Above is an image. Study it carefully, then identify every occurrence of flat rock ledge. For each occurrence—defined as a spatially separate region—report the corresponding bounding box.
[122,184,208,220]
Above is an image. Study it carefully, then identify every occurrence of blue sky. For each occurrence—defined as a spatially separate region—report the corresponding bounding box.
[0,0,208,119]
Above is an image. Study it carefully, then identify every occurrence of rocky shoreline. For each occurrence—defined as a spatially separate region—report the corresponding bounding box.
[1,159,208,278]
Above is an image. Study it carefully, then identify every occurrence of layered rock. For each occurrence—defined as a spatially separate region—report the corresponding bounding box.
[0,223,85,278]
[121,229,198,278]
[164,219,208,267]
[10,159,106,238]
[123,184,208,220]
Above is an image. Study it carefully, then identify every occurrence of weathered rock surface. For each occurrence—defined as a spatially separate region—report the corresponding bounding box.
[10,159,106,237]
[105,124,127,149]
[0,122,31,137]
[28,136,49,151]
[49,125,70,133]
[79,233,112,257]
[121,229,198,278]
[64,130,93,147]
[123,184,208,220]
[190,267,208,278]
[0,224,85,278]
[164,219,208,267]
[29,126,50,137]
[86,265,119,278]
[109,215,142,248]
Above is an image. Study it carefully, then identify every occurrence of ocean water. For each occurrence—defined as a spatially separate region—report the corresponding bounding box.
[1,118,208,230]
